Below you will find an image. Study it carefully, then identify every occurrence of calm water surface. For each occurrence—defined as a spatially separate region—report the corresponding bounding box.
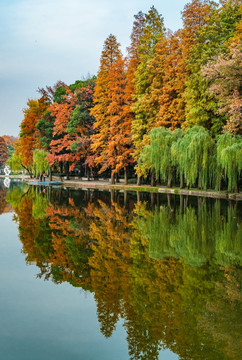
[0,181,241,360]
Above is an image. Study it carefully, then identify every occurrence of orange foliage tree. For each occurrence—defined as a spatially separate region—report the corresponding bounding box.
[47,83,95,177]
[0,137,8,167]
[148,30,186,130]
[16,96,50,176]
[107,56,134,184]
[90,34,121,178]
[47,87,77,177]
[125,11,146,120]
[131,6,166,182]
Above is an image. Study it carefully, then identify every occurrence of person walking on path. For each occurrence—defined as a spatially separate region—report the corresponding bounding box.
[43,173,46,182]
[40,173,43,182]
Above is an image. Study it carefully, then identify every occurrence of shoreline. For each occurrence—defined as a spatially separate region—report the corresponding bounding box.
[62,180,242,200]
[2,175,240,201]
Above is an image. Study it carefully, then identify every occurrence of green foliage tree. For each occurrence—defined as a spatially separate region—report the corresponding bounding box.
[7,152,23,173]
[173,126,215,189]
[184,0,241,135]
[131,6,166,177]
[33,149,49,177]
[216,133,242,191]
[202,33,242,134]
[139,127,184,186]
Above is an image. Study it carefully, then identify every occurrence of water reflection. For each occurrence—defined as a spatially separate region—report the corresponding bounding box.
[0,182,12,214]
[5,184,242,360]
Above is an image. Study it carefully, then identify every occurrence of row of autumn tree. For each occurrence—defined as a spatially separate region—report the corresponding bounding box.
[9,0,242,189]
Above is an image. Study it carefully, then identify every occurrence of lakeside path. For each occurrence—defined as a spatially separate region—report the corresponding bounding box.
[15,175,242,201]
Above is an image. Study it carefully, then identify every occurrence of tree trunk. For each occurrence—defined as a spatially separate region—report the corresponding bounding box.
[157,173,161,186]
[180,174,184,189]
[87,189,90,202]
[167,193,171,208]
[167,170,172,188]
[124,168,128,185]
[49,166,53,182]
[87,167,90,181]
[66,162,70,180]
[136,191,141,202]
[151,170,155,187]
[137,176,141,186]
[111,172,115,184]
[151,192,155,208]
[124,190,127,207]
[111,189,114,202]
[116,173,120,183]
[157,193,160,208]
[180,195,184,213]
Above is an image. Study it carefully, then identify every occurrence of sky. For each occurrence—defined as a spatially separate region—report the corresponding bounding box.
[0,0,189,137]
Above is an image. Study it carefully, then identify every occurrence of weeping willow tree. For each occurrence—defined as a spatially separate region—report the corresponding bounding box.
[170,129,186,187]
[174,126,215,190]
[216,133,242,192]
[139,126,215,188]
[151,127,172,186]
[140,127,184,187]
[138,125,241,191]
[33,149,49,177]
[149,127,176,186]
[137,144,153,179]
[7,152,24,173]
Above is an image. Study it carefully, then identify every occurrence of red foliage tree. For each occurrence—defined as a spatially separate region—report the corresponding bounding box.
[0,137,8,167]
[16,96,50,175]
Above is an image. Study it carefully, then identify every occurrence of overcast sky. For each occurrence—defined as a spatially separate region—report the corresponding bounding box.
[0,0,189,136]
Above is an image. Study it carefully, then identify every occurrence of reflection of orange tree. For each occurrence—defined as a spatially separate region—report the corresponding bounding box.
[87,200,133,338]
[45,198,92,289]
[0,186,8,214]
[9,189,92,287]
[11,193,53,278]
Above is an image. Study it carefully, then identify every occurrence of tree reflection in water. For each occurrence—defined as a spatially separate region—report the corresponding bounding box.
[6,184,242,360]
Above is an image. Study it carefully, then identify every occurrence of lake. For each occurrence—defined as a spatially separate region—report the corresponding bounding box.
[0,180,241,360]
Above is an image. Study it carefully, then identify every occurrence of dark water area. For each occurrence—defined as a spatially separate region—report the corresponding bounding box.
[0,180,241,360]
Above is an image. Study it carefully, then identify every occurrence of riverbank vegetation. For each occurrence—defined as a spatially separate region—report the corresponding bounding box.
[8,0,242,191]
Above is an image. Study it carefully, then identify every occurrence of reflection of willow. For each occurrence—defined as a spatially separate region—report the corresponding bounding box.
[141,201,242,266]
[0,183,12,214]
[131,201,242,360]
[7,186,242,360]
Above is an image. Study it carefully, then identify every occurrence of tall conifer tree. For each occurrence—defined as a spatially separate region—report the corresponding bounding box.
[91,35,121,174]
[131,6,165,182]
[183,0,241,134]
[107,56,133,184]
